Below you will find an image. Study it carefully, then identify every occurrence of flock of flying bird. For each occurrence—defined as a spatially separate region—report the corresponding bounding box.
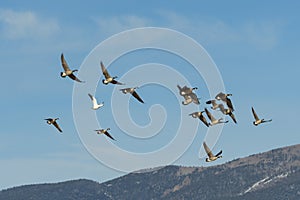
[45,53,272,163]
[177,85,272,162]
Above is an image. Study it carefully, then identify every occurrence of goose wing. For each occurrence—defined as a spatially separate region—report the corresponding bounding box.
[205,108,216,122]
[61,53,71,72]
[88,93,98,105]
[53,121,63,133]
[229,112,237,124]
[252,107,260,121]
[177,85,182,91]
[263,119,272,123]
[203,142,214,158]
[100,62,111,79]
[215,92,225,100]
[226,98,234,111]
[199,114,209,127]
[104,131,115,140]
[215,150,222,157]
[182,86,192,95]
[132,91,144,103]
[111,79,124,85]
[189,93,200,105]
[218,104,226,114]
[68,73,83,83]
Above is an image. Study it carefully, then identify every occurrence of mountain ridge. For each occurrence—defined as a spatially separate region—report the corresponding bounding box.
[1,144,300,200]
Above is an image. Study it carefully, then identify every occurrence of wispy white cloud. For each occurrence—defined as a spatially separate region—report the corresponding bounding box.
[157,11,283,50]
[94,15,151,36]
[92,11,283,51]
[0,9,60,40]
[241,21,282,50]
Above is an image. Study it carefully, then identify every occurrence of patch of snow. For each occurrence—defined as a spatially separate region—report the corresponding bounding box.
[239,172,290,195]
[242,177,269,194]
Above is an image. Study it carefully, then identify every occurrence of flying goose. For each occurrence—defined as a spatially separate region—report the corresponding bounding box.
[206,99,222,110]
[189,111,209,127]
[215,92,234,111]
[60,53,84,83]
[182,93,200,105]
[100,61,123,85]
[177,85,198,96]
[120,87,144,103]
[88,93,104,110]
[45,118,62,133]
[205,108,228,126]
[251,107,272,126]
[203,142,222,162]
[218,104,237,124]
[95,128,115,140]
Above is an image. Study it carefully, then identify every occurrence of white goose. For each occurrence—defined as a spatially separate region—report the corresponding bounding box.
[88,93,104,110]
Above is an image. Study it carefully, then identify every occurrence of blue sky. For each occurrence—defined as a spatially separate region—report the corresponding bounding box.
[1,0,300,189]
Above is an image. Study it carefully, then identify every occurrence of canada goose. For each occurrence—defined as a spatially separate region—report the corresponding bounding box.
[95,128,115,140]
[215,92,234,111]
[182,93,200,105]
[218,104,237,124]
[60,53,84,83]
[100,61,123,85]
[177,85,198,96]
[120,87,144,103]
[205,108,228,126]
[45,118,62,133]
[189,111,209,127]
[251,107,272,126]
[203,142,222,162]
[206,99,222,110]
[88,93,104,110]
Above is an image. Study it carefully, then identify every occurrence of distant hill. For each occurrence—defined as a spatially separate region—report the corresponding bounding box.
[1,144,300,200]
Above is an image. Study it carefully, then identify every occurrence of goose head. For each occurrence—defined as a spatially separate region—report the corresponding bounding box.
[102,79,108,85]
[61,72,67,77]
